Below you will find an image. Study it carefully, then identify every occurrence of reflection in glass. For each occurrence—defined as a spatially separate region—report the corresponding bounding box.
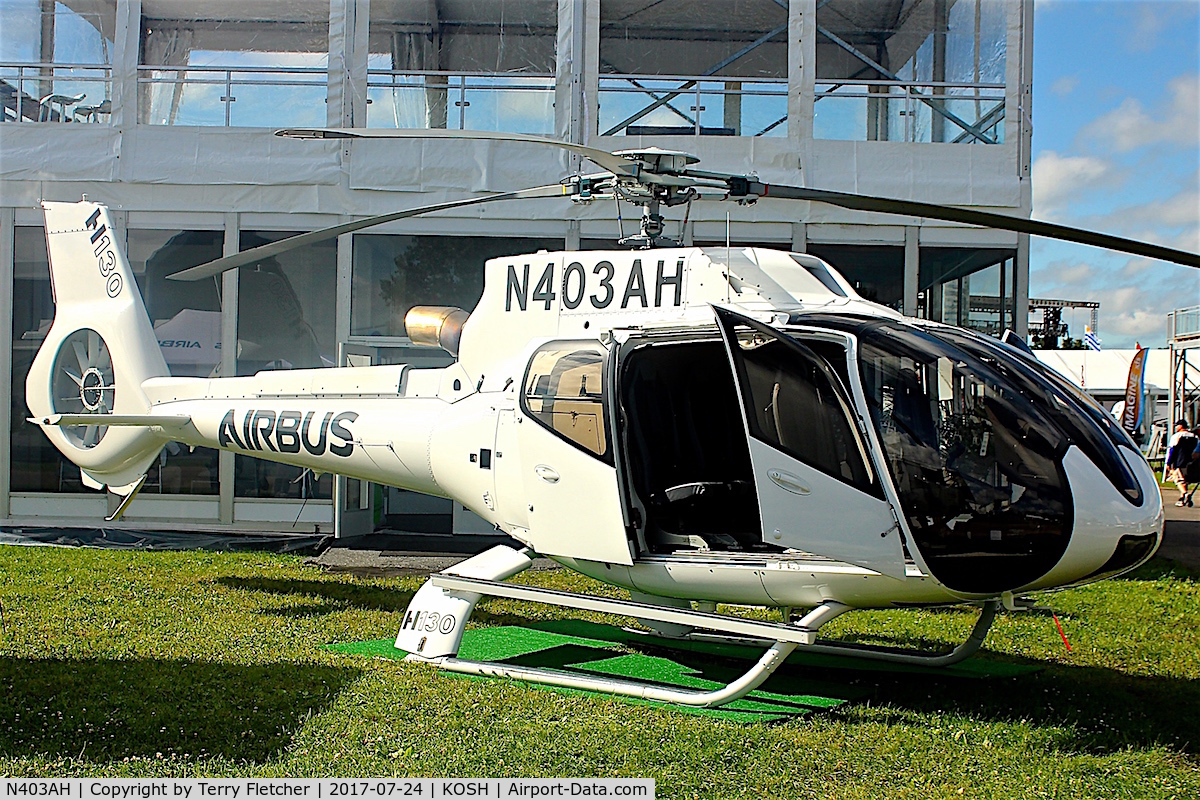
[598,0,786,137]
[237,231,335,373]
[127,229,223,495]
[352,234,560,338]
[366,1,555,131]
[0,0,115,122]
[857,323,1070,592]
[9,227,86,491]
[235,230,336,500]
[815,0,1007,143]
[138,2,329,127]
[522,345,609,460]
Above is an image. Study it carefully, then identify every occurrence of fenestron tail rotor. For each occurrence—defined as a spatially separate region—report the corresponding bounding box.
[169,127,1199,280]
[52,328,116,449]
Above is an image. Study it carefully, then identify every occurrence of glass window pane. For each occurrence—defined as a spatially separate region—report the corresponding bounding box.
[806,244,904,310]
[857,323,1071,592]
[598,0,786,137]
[235,230,336,500]
[351,234,561,338]
[521,343,610,461]
[139,1,329,127]
[127,229,223,495]
[10,226,88,492]
[1,0,115,122]
[815,0,1007,143]
[366,1,556,131]
[918,247,1016,331]
[1,0,115,63]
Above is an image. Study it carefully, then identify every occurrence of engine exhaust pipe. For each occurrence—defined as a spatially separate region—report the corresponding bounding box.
[405,306,469,356]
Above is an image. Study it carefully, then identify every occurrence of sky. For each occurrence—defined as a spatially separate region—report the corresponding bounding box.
[1030,0,1199,348]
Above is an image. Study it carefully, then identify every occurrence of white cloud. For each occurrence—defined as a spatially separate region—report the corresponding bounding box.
[1032,259,1094,290]
[1118,2,1185,53]
[1050,75,1079,97]
[1030,253,1200,347]
[1031,151,1122,217]
[1081,74,1200,153]
[1083,185,1200,253]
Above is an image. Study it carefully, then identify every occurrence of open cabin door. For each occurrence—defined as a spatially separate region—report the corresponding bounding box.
[714,308,906,579]
[515,340,633,566]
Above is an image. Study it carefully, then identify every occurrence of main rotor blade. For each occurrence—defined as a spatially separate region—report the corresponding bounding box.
[277,128,640,179]
[738,180,1200,269]
[167,183,576,282]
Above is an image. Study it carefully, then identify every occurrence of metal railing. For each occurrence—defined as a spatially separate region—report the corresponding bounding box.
[138,64,329,127]
[1169,306,1200,342]
[815,80,1005,144]
[599,74,787,137]
[1,63,113,123]
[365,70,555,134]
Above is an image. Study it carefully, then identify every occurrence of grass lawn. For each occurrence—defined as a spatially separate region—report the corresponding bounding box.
[0,544,1198,798]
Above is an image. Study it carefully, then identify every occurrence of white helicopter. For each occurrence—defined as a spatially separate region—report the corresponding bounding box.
[26,129,1198,709]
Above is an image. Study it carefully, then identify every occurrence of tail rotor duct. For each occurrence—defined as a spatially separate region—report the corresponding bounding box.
[51,328,115,449]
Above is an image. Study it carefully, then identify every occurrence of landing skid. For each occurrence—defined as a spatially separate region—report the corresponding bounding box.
[634,600,998,668]
[395,546,996,708]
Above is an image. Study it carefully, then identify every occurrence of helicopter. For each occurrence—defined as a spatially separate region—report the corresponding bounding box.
[25,128,1198,709]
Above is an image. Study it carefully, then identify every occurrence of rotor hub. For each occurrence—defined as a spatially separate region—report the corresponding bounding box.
[79,367,111,411]
[613,147,700,175]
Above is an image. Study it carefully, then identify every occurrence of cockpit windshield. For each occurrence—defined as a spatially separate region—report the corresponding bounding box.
[856,323,1072,593]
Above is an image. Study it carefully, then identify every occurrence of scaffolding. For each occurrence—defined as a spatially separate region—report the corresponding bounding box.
[1025,297,1099,348]
[1168,306,1200,429]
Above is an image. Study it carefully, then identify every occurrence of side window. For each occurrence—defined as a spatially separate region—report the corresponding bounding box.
[719,314,878,496]
[522,343,612,463]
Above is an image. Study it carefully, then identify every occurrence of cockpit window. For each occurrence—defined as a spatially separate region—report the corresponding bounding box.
[522,343,611,463]
[938,327,1143,505]
[857,323,1071,593]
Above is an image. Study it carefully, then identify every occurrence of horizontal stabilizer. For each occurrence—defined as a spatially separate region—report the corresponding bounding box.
[33,414,192,429]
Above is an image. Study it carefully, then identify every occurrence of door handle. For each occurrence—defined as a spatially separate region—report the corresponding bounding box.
[534,464,560,483]
[768,469,810,495]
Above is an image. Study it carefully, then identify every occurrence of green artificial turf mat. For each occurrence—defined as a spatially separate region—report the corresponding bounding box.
[325,627,843,721]
[523,618,1041,679]
[324,621,1036,721]
[324,637,402,659]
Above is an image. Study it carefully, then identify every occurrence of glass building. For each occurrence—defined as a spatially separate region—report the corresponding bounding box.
[0,0,1033,535]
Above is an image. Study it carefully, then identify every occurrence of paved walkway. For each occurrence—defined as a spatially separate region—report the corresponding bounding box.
[1158,487,1200,570]
[308,531,561,577]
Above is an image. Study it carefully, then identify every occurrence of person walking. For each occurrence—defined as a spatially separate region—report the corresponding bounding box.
[1186,422,1200,507]
[1165,419,1198,507]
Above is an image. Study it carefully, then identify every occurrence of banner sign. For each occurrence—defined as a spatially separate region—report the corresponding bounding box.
[1121,347,1148,434]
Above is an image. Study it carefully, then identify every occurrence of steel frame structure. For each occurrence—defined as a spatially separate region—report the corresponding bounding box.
[1168,306,1200,429]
